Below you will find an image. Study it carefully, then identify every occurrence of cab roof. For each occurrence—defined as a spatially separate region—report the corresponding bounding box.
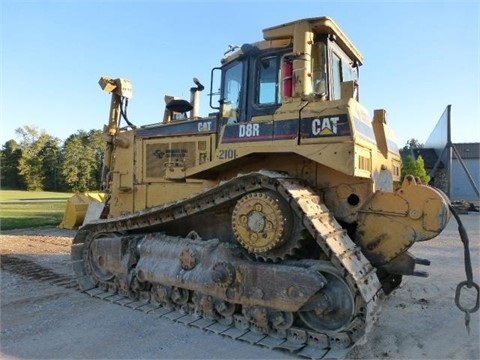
[265,16,363,66]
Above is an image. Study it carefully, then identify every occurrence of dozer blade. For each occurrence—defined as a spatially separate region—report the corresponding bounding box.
[59,192,106,229]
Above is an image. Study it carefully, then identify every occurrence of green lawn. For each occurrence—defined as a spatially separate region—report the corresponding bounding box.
[0,190,72,230]
[0,190,72,201]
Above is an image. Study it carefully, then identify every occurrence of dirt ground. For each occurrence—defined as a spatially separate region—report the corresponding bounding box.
[1,214,479,359]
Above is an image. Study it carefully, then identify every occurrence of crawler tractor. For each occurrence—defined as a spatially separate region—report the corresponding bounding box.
[71,17,478,358]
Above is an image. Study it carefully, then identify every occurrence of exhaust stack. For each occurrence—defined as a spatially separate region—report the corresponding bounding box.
[190,77,204,119]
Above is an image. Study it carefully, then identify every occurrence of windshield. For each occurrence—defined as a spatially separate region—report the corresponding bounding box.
[222,61,243,123]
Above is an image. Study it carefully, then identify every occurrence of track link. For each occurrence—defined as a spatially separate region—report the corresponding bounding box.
[71,171,385,359]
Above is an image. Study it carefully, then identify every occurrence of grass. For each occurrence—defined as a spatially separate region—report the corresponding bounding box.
[0,190,72,201]
[0,190,72,230]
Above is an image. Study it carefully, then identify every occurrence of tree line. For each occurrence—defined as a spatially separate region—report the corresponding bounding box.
[1,126,106,192]
[2,125,430,193]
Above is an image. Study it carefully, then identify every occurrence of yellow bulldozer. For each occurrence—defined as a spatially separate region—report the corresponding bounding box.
[70,16,478,358]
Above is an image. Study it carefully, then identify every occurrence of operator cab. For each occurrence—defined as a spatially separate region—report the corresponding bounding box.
[211,17,362,125]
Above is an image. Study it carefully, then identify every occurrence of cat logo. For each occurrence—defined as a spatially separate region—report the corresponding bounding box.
[312,116,339,136]
[198,121,212,132]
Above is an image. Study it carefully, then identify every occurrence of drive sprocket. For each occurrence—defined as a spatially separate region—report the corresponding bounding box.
[231,191,301,261]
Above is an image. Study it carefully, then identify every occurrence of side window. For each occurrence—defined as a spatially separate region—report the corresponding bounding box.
[332,53,342,100]
[342,62,358,82]
[257,56,279,105]
[222,62,243,123]
[329,41,359,101]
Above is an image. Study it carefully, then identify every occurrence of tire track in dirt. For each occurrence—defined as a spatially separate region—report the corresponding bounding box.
[0,255,77,288]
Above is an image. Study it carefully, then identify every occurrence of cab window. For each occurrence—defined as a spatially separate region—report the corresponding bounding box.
[257,56,279,105]
[222,61,243,123]
[332,53,342,100]
[312,42,327,96]
[329,41,359,100]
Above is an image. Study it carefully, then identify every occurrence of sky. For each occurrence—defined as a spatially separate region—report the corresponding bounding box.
[2,0,479,148]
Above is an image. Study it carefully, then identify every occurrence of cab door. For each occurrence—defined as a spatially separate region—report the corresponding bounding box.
[219,49,289,144]
[220,60,247,124]
[245,51,284,120]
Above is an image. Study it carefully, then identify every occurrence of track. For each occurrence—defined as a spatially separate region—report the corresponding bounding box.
[71,171,386,359]
[0,254,348,358]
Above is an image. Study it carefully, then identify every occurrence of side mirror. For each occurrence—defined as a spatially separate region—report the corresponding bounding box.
[209,67,222,110]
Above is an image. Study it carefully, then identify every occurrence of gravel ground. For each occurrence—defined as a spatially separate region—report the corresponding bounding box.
[1,214,479,359]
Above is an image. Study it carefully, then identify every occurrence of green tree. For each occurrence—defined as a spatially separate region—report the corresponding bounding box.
[401,154,431,184]
[403,138,424,151]
[0,139,24,189]
[39,139,63,191]
[401,154,416,179]
[61,130,105,192]
[15,126,61,191]
[414,155,431,185]
[88,129,106,187]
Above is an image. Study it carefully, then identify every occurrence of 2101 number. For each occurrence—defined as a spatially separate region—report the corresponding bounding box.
[218,149,237,160]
